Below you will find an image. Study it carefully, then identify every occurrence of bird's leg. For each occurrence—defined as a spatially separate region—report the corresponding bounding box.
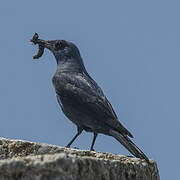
[66,127,83,148]
[90,133,98,151]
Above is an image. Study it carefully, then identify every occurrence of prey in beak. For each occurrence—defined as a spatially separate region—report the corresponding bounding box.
[30,33,45,59]
[30,33,57,59]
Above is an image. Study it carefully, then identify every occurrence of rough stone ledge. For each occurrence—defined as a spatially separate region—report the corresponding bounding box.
[0,137,159,180]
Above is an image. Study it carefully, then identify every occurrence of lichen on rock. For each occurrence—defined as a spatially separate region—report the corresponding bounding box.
[0,137,159,180]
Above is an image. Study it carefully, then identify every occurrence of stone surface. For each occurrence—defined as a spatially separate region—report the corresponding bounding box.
[0,137,159,180]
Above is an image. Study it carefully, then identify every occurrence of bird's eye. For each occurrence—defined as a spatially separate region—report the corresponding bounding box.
[55,41,65,50]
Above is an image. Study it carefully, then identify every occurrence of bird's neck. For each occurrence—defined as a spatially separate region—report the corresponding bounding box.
[56,57,87,74]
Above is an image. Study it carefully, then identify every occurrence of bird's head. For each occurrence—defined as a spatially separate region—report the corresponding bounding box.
[31,33,82,66]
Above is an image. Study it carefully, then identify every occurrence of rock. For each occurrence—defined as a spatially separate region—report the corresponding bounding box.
[0,137,159,180]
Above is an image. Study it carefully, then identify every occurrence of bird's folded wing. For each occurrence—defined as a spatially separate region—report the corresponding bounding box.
[53,73,133,137]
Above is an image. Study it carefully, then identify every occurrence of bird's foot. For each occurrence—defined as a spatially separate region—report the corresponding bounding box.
[90,148,95,151]
[73,147,80,149]
[65,145,70,148]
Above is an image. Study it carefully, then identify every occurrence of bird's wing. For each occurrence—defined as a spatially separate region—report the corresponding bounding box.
[53,72,133,137]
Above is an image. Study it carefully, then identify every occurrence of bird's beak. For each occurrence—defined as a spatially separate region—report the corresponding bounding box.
[30,34,52,50]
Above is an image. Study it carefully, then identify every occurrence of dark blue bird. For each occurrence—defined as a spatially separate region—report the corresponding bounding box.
[31,33,149,163]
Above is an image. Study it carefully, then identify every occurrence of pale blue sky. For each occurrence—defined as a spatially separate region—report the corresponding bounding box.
[0,1,180,179]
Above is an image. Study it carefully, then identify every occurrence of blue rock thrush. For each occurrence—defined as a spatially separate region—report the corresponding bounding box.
[31,33,149,163]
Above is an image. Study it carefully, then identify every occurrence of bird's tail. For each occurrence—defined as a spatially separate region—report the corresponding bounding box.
[109,129,150,163]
